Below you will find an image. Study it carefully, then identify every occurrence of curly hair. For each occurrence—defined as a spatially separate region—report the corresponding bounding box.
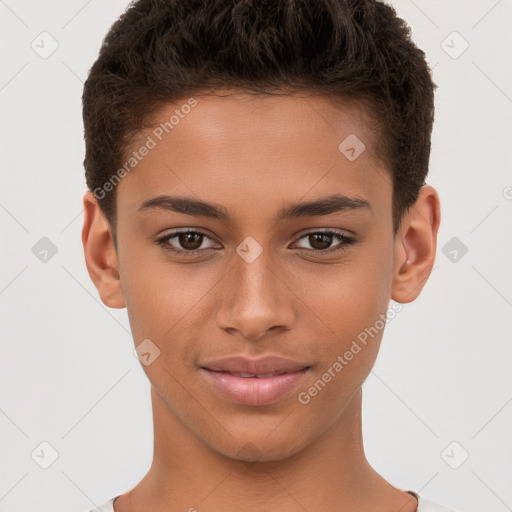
[82,0,436,235]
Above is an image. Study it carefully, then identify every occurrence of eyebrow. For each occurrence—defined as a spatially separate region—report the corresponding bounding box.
[137,193,372,222]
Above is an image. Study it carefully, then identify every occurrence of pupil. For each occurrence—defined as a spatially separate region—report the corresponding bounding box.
[310,233,332,250]
[180,233,202,250]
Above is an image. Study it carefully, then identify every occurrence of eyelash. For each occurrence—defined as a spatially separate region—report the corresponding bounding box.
[155,229,357,257]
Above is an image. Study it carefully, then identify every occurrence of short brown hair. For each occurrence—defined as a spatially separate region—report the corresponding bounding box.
[82,0,436,235]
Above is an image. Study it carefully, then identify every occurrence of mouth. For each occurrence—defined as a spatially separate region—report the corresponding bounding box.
[204,369,304,378]
[200,367,311,406]
[198,354,311,375]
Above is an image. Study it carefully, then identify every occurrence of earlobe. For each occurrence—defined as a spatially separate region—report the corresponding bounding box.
[81,191,125,309]
[391,185,441,304]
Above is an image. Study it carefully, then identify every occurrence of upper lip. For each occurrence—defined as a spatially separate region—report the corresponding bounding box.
[199,355,310,375]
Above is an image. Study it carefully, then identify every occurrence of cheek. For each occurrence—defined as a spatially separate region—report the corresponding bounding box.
[118,245,221,360]
[304,250,392,337]
[299,246,393,383]
[294,281,390,418]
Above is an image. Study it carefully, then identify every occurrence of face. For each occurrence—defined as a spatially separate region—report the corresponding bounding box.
[92,90,407,461]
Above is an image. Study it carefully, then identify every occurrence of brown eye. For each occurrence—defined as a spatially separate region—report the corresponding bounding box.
[177,232,203,250]
[307,233,333,250]
[156,230,219,255]
[293,230,357,254]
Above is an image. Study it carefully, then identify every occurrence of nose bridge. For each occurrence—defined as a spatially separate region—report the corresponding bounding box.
[235,248,275,301]
[216,245,294,339]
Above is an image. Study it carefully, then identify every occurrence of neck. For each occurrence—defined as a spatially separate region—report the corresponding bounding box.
[116,387,417,512]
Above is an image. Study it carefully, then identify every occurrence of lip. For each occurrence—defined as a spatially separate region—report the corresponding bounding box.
[199,355,310,375]
[200,367,310,405]
[198,355,311,406]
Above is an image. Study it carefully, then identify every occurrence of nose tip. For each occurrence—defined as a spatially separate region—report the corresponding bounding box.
[222,315,288,342]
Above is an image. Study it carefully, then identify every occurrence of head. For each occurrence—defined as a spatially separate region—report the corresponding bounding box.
[82,0,440,462]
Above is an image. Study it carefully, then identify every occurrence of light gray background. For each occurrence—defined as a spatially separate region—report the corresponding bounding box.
[1,1,511,511]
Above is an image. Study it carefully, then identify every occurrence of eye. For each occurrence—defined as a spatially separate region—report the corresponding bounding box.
[155,229,357,258]
[156,230,219,255]
[292,230,356,254]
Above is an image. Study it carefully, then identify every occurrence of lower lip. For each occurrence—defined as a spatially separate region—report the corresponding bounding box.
[200,368,310,406]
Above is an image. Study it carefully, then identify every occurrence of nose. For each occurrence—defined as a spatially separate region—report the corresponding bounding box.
[215,252,295,341]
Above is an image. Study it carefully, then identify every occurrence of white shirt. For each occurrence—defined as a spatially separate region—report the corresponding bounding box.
[87,491,461,511]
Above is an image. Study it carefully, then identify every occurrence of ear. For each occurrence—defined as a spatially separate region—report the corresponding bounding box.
[391,185,441,303]
[81,191,125,308]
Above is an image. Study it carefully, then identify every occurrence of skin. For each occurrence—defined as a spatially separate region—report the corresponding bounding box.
[82,89,440,512]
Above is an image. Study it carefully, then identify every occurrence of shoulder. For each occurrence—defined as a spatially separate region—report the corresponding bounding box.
[86,492,465,512]
[85,495,119,512]
[413,492,464,512]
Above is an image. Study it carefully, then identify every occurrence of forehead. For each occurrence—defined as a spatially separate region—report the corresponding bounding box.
[117,90,391,220]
